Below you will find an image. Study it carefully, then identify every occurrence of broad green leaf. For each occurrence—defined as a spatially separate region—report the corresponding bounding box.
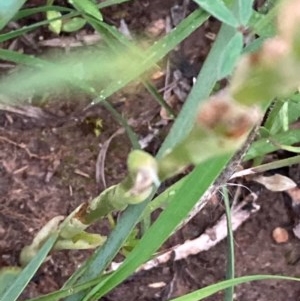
[69,0,103,21]
[217,31,243,79]
[169,275,300,301]
[62,17,86,32]
[238,0,254,25]
[0,234,58,301]
[46,10,62,34]
[0,0,26,30]
[194,0,238,27]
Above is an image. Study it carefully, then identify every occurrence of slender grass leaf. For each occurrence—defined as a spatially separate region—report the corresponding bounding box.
[0,234,58,301]
[169,275,300,301]
[238,0,254,25]
[0,49,48,67]
[89,9,209,102]
[23,275,108,301]
[69,0,103,21]
[0,13,77,43]
[14,6,73,20]
[13,0,128,21]
[141,176,187,218]
[160,22,236,152]
[222,187,235,301]
[217,31,243,80]
[0,0,26,30]
[194,0,238,27]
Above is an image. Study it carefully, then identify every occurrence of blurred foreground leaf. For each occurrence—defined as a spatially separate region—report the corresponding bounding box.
[0,0,26,30]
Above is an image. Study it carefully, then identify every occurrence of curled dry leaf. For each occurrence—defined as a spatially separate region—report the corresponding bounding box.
[272,227,289,244]
[286,187,300,214]
[253,174,297,192]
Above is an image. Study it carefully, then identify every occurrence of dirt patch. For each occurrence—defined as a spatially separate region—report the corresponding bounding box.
[1,1,300,301]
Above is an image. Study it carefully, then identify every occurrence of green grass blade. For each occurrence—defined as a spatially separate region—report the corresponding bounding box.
[222,187,235,301]
[158,22,236,153]
[143,80,176,119]
[0,49,48,67]
[14,0,128,21]
[23,275,109,301]
[194,0,238,27]
[83,17,176,120]
[82,155,233,301]
[0,234,58,301]
[14,6,73,20]
[168,275,300,301]
[0,12,77,43]
[88,9,209,102]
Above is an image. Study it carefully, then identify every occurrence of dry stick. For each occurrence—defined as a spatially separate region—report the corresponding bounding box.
[39,34,101,48]
[0,136,53,160]
[110,193,259,273]
[0,103,57,121]
[95,128,125,187]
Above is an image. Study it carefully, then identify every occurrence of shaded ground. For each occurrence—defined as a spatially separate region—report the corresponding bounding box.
[1,1,300,300]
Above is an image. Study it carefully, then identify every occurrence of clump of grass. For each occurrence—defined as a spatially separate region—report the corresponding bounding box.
[2,1,300,301]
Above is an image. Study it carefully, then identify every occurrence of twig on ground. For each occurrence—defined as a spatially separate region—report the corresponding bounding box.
[38,34,101,48]
[0,103,57,121]
[0,136,53,160]
[110,193,259,273]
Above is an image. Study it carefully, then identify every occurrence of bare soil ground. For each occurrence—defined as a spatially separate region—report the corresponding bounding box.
[1,1,300,300]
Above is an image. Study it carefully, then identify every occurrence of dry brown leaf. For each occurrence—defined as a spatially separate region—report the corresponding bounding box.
[253,174,297,191]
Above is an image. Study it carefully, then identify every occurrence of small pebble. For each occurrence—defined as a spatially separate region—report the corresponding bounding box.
[272,227,289,243]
